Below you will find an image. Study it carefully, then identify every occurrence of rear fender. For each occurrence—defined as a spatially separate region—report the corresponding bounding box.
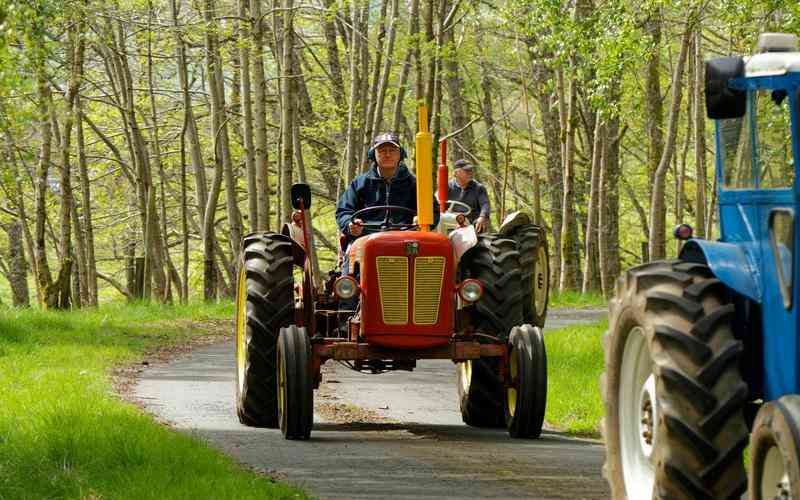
[679,239,762,303]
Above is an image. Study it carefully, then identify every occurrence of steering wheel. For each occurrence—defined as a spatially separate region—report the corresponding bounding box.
[446,200,472,216]
[347,205,418,234]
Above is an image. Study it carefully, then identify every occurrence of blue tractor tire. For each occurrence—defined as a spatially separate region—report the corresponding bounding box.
[601,259,748,499]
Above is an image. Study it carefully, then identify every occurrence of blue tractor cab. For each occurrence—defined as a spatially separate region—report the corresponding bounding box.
[602,33,800,499]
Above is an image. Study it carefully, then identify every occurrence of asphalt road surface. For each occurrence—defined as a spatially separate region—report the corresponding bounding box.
[133,308,609,500]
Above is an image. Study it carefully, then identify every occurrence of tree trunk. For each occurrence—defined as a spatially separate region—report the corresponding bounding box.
[204,0,243,260]
[676,37,694,255]
[391,0,420,135]
[6,219,30,307]
[644,8,665,256]
[648,16,694,261]
[238,0,258,232]
[251,0,272,231]
[520,70,543,225]
[280,0,296,224]
[33,40,55,307]
[372,0,399,133]
[344,0,363,184]
[559,66,579,292]
[694,28,707,238]
[582,121,603,293]
[360,0,389,167]
[443,21,474,159]
[76,97,97,306]
[529,56,563,289]
[479,65,502,224]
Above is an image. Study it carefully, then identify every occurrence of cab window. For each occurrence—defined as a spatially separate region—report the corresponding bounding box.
[756,89,794,188]
[721,89,795,189]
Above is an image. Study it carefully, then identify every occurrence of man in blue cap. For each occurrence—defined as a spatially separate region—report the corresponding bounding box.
[447,159,491,233]
[336,132,440,241]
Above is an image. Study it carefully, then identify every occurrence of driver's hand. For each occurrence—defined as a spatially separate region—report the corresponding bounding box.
[349,218,364,236]
[475,216,488,233]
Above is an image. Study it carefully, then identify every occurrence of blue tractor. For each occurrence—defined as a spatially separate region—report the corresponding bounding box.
[602,33,800,499]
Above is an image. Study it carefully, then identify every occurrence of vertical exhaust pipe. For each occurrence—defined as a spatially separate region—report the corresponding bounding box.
[416,106,434,231]
[437,138,448,213]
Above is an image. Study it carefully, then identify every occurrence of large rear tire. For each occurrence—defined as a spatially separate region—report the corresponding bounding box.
[509,224,549,328]
[457,234,524,427]
[601,260,748,499]
[748,395,800,500]
[277,325,313,440]
[506,325,547,439]
[235,232,295,428]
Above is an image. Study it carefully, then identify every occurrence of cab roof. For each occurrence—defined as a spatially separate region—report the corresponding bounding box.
[745,52,800,78]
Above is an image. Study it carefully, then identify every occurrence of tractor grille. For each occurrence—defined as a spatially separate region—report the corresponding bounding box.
[376,256,408,324]
[413,256,445,325]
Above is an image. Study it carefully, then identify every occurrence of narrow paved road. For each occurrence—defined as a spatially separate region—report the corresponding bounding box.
[133,308,609,500]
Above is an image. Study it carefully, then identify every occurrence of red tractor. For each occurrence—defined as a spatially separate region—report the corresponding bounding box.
[234,109,549,439]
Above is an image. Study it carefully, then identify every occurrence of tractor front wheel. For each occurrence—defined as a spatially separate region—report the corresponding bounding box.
[601,260,748,499]
[748,395,800,500]
[505,325,547,439]
[277,325,313,440]
[457,359,504,427]
[235,233,295,427]
[457,234,524,427]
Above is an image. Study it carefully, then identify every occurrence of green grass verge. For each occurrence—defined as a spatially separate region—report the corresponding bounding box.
[545,319,606,437]
[0,302,308,500]
[548,289,608,309]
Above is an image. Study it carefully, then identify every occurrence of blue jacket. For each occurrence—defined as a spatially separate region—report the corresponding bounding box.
[336,163,440,234]
[447,179,491,223]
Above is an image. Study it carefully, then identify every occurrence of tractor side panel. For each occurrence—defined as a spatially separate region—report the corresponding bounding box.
[360,231,455,349]
[701,188,800,399]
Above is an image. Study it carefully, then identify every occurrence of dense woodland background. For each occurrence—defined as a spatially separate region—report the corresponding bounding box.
[0,0,797,308]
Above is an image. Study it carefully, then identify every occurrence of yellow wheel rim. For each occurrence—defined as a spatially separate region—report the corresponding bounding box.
[534,245,548,317]
[507,350,518,417]
[235,265,247,392]
[459,360,473,393]
[278,344,286,417]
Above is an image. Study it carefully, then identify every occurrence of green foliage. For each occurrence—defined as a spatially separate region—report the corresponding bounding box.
[0,303,308,499]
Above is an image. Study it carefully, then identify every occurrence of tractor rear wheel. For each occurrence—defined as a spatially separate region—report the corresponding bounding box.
[505,325,547,439]
[277,325,313,440]
[601,260,748,499]
[748,395,800,500]
[509,224,549,328]
[235,233,295,428]
[457,234,524,427]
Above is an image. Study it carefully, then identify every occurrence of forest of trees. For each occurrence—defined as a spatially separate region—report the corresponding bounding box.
[0,0,796,308]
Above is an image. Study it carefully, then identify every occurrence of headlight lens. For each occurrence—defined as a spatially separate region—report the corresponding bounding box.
[459,279,483,302]
[334,276,359,299]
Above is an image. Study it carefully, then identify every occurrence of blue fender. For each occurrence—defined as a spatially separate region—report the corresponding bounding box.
[679,239,762,303]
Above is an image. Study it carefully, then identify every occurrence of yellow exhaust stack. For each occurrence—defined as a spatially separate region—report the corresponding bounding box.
[415,106,433,231]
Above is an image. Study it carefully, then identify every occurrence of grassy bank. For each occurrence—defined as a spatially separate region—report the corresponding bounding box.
[545,319,606,437]
[0,302,307,499]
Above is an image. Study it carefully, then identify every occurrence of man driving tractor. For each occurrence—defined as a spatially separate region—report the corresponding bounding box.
[335,132,440,251]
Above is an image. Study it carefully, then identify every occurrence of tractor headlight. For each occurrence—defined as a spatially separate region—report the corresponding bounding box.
[334,276,360,299]
[459,279,483,302]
